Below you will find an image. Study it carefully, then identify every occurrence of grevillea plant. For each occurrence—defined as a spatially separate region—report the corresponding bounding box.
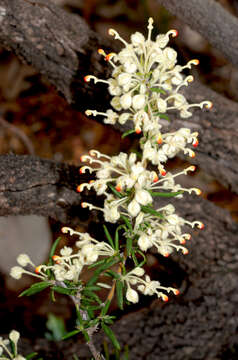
[9,18,212,360]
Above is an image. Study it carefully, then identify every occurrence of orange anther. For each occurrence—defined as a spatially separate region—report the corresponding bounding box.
[172,29,178,37]
[84,75,90,82]
[115,184,122,192]
[35,266,41,274]
[193,139,199,147]
[77,185,82,193]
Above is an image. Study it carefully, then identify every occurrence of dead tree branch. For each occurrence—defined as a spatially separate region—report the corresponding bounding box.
[157,0,238,68]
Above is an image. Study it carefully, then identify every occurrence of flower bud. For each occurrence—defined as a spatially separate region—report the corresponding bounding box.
[126,288,139,303]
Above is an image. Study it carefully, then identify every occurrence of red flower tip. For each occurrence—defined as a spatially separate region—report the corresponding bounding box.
[164,253,170,257]
[153,174,159,183]
[115,184,122,192]
[79,167,84,174]
[84,75,90,82]
[161,170,167,176]
[163,295,169,302]
[193,139,199,147]
[172,29,178,37]
[35,266,41,274]
[77,185,82,193]
[135,128,142,134]
[198,223,205,230]
[157,136,163,144]
[174,289,180,296]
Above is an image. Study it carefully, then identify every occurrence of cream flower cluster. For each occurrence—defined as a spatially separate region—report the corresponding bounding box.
[79,149,201,224]
[134,203,204,256]
[0,330,25,360]
[84,17,212,137]
[10,229,116,283]
[120,267,179,303]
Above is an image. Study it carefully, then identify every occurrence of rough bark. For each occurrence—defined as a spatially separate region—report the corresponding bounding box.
[156,0,238,68]
[0,154,88,225]
[16,197,238,359]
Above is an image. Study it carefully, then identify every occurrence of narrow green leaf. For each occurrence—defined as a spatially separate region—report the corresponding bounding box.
[114,226,121,251]
[126,237,133,257]
[19,282,51,297]
[149,190,183,197]
[88,258,108,269]
[82,330,90,342]
[137,250,147,267]
[103,340,110,360]
[141,205,164,219]
[150,87,166,94]
[100,300,111,316]
[83,290,102,304]
[122,129,136,139]
[131,249,139,266]
[153,112,170,120]
[26,352,38,360]
[62,329,80,340]
[103,225,114,248]
[85,285,101,292]
[105,270,120,280]
[48,237,61,264]
[116,281,124,310]
[101,323,120,351]
[51,286,76,295]
[108,183,124,198]
[121,215,132,232]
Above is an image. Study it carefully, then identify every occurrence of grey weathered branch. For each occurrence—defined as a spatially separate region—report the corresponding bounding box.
[157,0,238,68]
[0,154,88,225]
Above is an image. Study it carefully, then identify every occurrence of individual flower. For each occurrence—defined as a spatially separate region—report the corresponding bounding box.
[0,330,26,360]
[120,267,179,303]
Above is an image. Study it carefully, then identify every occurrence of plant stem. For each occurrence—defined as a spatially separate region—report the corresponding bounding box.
[58,281,102,360]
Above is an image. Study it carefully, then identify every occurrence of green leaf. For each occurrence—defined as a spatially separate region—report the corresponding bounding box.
[88,258,109,269]
[105,270,120,280]
[83,290,102,304]
[26,352,38,360]
[62,329,80,340]
[150,87,166,94]
[103,225,114,248]
[51,286,76,295]
[114,224,124,251]
[137,250,147,267]
[101,323,120,351]
[149,190,183,197]
[46,313,67,341]
[153,112,170,120]
[141,205,164,219]
[48,237,61,265]
[122,129,136,139]
[116,281,124,310]
[19,282,51,297]
[100,300,111,317]
[131,249,139,266]
[126,237,133,257]
[82,330,90,342]
[108,183,124,198]
[121,215,132,232]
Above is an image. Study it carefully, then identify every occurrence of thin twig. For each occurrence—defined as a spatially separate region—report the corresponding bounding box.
[0,115,35,155]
